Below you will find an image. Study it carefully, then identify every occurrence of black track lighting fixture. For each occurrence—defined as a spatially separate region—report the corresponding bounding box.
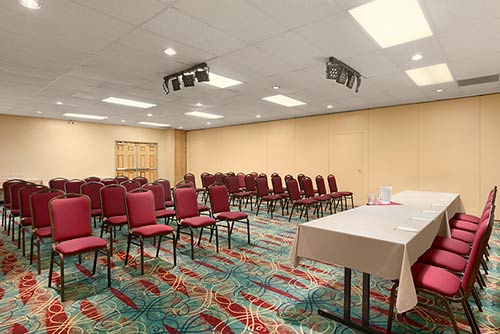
[326,57,362,92]
[162,63,209,94]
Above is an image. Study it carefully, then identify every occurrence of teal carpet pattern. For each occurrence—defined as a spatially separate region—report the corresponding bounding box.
[0,204,499,333]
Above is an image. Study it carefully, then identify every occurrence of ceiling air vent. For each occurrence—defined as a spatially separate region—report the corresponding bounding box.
[457,74,499,87]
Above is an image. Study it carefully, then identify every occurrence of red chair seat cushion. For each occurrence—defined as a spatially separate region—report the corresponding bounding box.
[34,227,51,238]
[11,209,20,216]
[156,209,175,218]
[418,248,467,272]
[197,204,210,212]
[339,191,353,196]
[432,236,470,256]
[233,191,251,197]
[451,228,475,243]
[55,236,107,255]
[132,224,174,237]
[296,198,317,205]
[411,262,460,297]
[328,192,343,199]
[21,217,32,226]
[91,208,102,216]
[165,200,174,207]
[262,195,282,201]
[314,195,330,201]
[181,216,216,228]
[105,215,128,226]
[449,219,479,232]
[452,213,480,224]
[216,211,248,221]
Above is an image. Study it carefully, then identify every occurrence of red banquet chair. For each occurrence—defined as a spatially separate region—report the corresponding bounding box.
[184,173,204,196]
[237,172,246,190]
[133,176,148,186]
[48,194,111,301]
[64,179,84,194]
[155,178,174,207]
[2,179,23,230]
[201,174,216,203]
[49,177,68,192]
[124,189,176,275]
[271,174,289,209]
[255,176,282,218]
[143,183,176,224]
[7,180,29,240]
[18,184,47,255]
[30,189,64,274]
[327,174,354,209]
[177,181,211,215]
[303,177,329,218]
[244,174,258,210]
[100,184,128,255]
[115,175,129,184]
[286,179,317,222]
[209,184,250,248]
[81,181,104,227]
[316,175,343,214]
[226,175,252,210]
[174,187,218,260]
[121,180,141,192]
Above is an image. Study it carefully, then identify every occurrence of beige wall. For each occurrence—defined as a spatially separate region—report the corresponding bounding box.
[0,114,176,184]
[187,93,500,215]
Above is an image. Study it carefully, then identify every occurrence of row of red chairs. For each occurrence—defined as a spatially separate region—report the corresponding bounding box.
[184,172,354,221]
[388,186,497,334]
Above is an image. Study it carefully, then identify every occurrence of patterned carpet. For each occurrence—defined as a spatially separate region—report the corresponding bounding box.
[0,203,499,334]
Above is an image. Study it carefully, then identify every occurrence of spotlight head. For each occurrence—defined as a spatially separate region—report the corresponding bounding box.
[336,67,348,84]
[355,75,362,93]
[182,73,195,87]
[346,71,356,89]
[326,57,341,80]
[195,68,210,82]
[172,77,181,91]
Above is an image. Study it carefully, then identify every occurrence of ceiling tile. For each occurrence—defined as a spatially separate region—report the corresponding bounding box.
[448,53,500,80]
[344,51,400,78]
[382,36,447,70]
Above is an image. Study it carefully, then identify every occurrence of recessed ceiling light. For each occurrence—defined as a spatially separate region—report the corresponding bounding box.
[203,73,242,88]
[436,89,444,93]
[18,0,41,9]
[138,121,170,127]
[185,111,224,119]
[207,122,211,125]
[121,119,126,122]
[411,53,423,61]
[349,0,432,48]
[56,101,63,105]
[272,86,280,90]
[262,94,306,107]
[405,63,454,86]
[63,113,108,120]
[326,104,333,109]
[256,115,261,118]
[179,126,183,129]
[195,102,203,107]
[36,111,43,114]
[102,97,157,109]
[163,48,177,56]
[147,113,153,117]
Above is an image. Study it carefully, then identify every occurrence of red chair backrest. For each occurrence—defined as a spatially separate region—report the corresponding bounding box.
[155,179,172,201]
[65,179,85,194]
[271,172,279,178]
[250,172,258,178]
[209,185,230,214]
[237,173,246,189]
[255,176,269,197]
[100,184,126,218]
[101,178,118,186]
[30,189,64,229]
[214,173,225,185]
[19,185,47,219]
[302,177,315,198]
[143,184,165,211]
[327,174,339,193]
[297,174,305,187]
[203,174,216,189]
[81,182,104,210]
[10,181,28,210]
[174,187,199,220]
[284,174,294,183]
[49,178,68,191]
[286,179,301,201]
[49,195,92,242]
[461,215,490,293]
[271,175,285,195]
[3,179,24,206]
[133,177,148,186]
[315,175,327,195]
[85,176,101,182]
[226,175,240,194]
[121,180,141,192]
[125,190,156,229]
[184,173,197,188]
[115,176,129,183]
[244,174,256,192]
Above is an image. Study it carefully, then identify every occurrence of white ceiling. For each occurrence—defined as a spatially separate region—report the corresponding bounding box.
[1,0,500,130]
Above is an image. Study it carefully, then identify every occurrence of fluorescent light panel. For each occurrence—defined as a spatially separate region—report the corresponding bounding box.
[102,97,157,109]
[349,0,432,48]
[138,121,171,127]
[203,73,242,88]
[405,63,454,86]
[185,111,224,119]
[262,94,306,107]
[63,113,108,120]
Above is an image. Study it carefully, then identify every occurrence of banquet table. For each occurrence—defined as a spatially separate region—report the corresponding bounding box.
[289,190,464,333]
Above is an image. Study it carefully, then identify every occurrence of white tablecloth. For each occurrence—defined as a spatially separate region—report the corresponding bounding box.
[289,190,464,313]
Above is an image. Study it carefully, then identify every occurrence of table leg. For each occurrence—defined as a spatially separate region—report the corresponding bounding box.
[318,268,382,334]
